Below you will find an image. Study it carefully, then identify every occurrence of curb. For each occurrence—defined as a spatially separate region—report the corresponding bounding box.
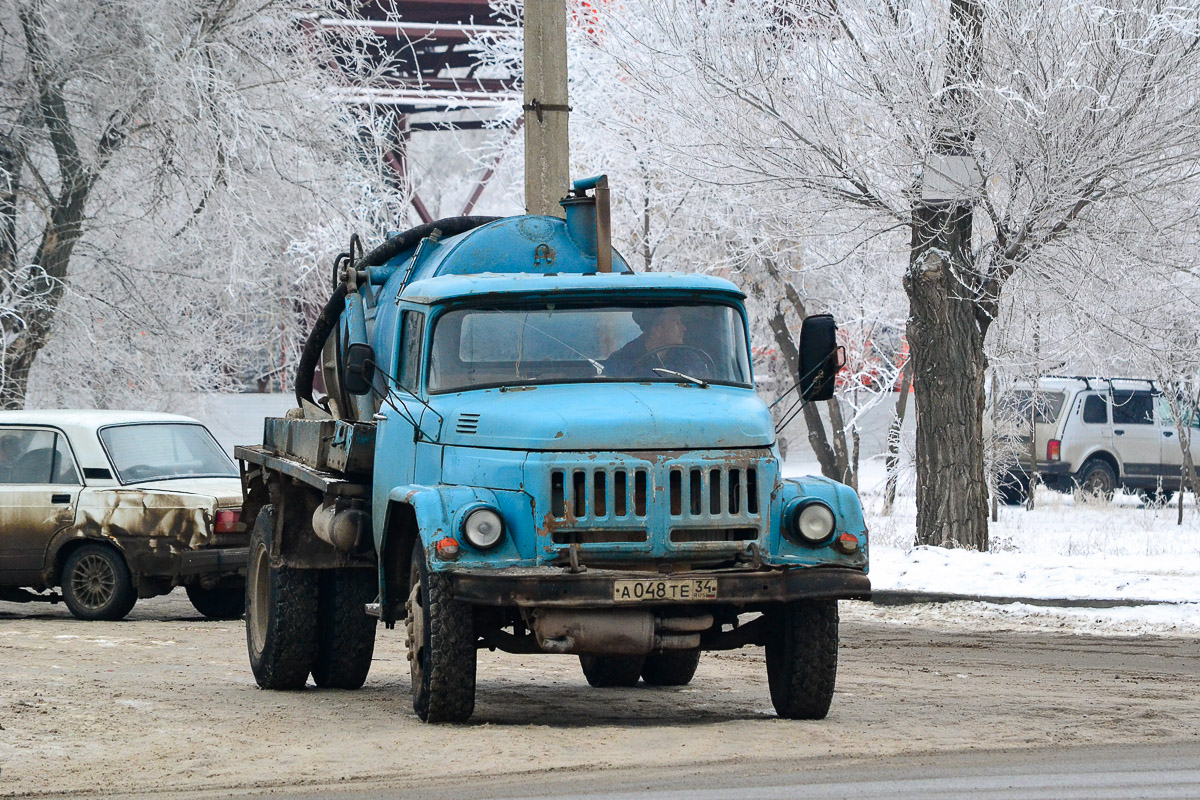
[866,589,1193,609]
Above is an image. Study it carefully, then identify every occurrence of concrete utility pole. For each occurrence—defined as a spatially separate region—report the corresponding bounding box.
[523,0,570,218]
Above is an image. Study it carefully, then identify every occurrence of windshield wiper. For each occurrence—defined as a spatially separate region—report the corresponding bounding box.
[651,367,708,388]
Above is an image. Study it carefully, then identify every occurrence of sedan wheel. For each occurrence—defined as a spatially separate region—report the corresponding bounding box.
[61,543,137,621]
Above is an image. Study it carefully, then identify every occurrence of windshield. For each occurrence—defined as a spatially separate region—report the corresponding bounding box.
[428,302,752,393]
[99,423,237,484]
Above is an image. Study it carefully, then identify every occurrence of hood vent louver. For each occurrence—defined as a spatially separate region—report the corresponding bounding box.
[456,412,481,434]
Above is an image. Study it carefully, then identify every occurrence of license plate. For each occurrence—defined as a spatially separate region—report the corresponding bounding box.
[612,578,718,602]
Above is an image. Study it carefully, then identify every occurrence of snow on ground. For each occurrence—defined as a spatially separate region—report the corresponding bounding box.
[785,458,1200,636]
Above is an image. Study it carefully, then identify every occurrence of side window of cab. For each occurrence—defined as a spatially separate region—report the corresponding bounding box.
[398,310,425,393]
[1081,394,1108,425]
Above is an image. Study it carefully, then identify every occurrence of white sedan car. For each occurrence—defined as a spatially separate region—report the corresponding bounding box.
[0,410,247,620]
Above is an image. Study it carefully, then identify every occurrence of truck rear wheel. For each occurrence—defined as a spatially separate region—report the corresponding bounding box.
[186,582,245,620]
[246,506,318,690]
[641,650,701,686]
[312,568,378,689]
[579,655,644,687]
[765,599,839,720]
[406,541,476,722]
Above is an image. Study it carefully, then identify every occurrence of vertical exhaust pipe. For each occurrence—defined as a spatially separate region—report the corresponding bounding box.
[561,175,612,273]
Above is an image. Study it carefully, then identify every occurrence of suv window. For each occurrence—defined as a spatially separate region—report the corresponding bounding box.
[1082,394,1108,424]
[0,428,80,485]
[999,390,1066,425]
[1111,391,1154,425]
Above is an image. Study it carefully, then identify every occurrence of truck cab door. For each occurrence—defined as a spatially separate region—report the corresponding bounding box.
[0,428,82,585]
[372,310,430,515]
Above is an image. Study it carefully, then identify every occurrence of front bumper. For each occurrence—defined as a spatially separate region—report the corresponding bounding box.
[452,565,870,608]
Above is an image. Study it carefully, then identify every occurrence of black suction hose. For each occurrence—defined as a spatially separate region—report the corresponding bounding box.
[293,216,502,410]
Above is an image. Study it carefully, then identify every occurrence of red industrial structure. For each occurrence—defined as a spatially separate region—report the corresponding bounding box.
[318,2,522,222]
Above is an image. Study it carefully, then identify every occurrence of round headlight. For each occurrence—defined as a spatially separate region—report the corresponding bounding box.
[793,501,835,544]
[461,507,504,549]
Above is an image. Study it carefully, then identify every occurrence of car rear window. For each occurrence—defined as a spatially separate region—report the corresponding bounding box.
[99,423,236,484]
[1000,390,1066,425]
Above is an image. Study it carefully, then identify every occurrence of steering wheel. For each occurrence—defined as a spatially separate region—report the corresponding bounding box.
[636,345,716,378]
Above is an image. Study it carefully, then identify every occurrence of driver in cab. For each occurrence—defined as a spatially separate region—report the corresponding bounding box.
[605,308,712,380]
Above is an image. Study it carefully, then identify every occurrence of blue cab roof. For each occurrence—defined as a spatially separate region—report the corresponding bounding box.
[399,271,746,305]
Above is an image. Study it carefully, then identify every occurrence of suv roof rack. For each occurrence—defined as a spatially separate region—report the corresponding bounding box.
[1043,375,1160,393]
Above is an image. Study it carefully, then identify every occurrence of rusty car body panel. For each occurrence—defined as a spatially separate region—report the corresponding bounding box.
[0,411,247,604]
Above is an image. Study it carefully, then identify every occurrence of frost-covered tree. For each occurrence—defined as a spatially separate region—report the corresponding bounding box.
[582,0,1200,550]
[0,0,405,408]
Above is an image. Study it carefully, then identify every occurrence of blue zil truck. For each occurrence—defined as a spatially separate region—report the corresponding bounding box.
[235,177,870,722]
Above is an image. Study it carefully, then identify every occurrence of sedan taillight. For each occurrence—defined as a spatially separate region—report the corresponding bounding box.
[215,509,242,533]
[1047,439,1061,462]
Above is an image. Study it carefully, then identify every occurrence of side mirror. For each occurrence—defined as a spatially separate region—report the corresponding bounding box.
[798,314,841,402]
[343,342,376,396]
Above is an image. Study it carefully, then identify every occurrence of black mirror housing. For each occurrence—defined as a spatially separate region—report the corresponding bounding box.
[344,342,377,396]
[798,314,840,402]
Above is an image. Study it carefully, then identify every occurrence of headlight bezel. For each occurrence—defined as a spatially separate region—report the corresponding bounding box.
[459,504,505,550]
[784,499,837,546]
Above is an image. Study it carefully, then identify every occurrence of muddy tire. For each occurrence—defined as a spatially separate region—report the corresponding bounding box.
[246,506,318,690]
[579,655,644,687]
[186,583,245,620]
[61,543,137,621]
[406,541,476,722]
[1075,460,1116,502]
[312,568,378,689]
[765,599,839,720]
[641,650,701,686]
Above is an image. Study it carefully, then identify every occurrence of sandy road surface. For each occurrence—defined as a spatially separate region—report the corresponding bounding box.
[1,595,1198,799]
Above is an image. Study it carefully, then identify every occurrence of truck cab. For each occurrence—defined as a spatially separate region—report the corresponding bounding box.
[236,179,869,723]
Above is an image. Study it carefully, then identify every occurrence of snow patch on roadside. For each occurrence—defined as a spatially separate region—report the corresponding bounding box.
[785,458,1200,636]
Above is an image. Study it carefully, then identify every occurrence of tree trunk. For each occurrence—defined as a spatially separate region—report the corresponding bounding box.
[766,303,839,478]
[883,362,912,516]
[759,255,841,480]
[827,397,854,488]
[905,205,989,550]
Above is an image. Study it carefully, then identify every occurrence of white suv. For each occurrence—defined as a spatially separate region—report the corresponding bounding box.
[994,376,1197,503]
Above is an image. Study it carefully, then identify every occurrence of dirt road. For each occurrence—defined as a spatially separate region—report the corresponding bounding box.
[2,595,1197,799]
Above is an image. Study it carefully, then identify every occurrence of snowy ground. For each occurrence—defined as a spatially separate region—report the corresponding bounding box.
[783,458,1200,637]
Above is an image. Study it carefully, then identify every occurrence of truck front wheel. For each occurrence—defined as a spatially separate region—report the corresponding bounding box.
[312,568,378,689]
[641,651,701,686]
[186,582,245,620]
[579,655,644,687]
[765,599,839,719]
[246,506,318,690]
[406,541,476,722]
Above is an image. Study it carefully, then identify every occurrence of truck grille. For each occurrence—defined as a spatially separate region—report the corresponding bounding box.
[548,464,762,527]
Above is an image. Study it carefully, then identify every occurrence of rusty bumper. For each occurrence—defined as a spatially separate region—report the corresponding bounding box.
[451,565,870,608]
[178,547,249,577]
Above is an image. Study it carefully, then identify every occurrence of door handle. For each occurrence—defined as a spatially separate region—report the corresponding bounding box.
[1113,429,1124,436]
[1164,430,1174,438]
[51,493,71,504]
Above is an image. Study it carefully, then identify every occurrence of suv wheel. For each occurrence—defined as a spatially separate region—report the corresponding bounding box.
[1075,460,1116,502]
